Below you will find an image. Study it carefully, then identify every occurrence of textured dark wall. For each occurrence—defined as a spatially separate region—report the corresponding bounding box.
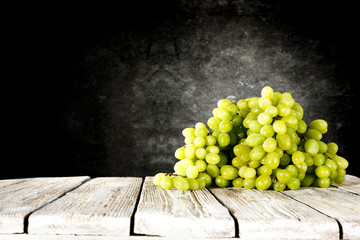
[6,0,359,178]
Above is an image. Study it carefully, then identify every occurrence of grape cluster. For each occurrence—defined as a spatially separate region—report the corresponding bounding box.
[153,86,349,191]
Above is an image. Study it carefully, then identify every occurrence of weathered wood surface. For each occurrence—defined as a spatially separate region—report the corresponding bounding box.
[332,174,360,195]
[283,186,360,240]
[134,177,235,237]
[28,177,142,236]
[210,187,339,239]
[0,176,90,234]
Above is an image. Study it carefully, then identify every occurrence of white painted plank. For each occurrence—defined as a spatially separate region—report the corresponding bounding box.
[134,177,235,238]
[283,187,360,240]
[28,177,142,236]
[210,187,339,239]
[332,174,360,195]
[0,176,90,234]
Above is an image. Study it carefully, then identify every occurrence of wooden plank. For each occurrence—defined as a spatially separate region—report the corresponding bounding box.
[332,174,360,195]
[134,177,235,238]
[210,187,339,239]
[283,187,360,240]
[28,177,142,236]
[0,176,89,234]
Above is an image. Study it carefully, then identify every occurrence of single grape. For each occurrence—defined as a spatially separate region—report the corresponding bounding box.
[304,139,319,156]
[315,177,331,188]
[195,127,209,138]
[174,147,185,160]
[173,176,189,191]
[185,144,196,159]
[243,178,256,189]
[207,117,221,129]
[292,151,305,165]
[273,120,287,135]
[194,137,206,148]
[219,120,233,133]
[207,164,220,178]
[239,166,256,179]
[205,135,217,146]
[217,109,232,121]
[276,169,292,184]
[232,178,244,188]
[250,145,265,161]
[259,97,272,110]
[182,128,195,137]
[218,132,231,147]
[160,176,174,190]
[205,152,221,165]
[217,99,233,109]
[309,119,328,134]
[220,165,239,180]
[195,148,207,160]
[255,175,272,190]
[304,128,322,141]
[300,174,316,187]
[263,138,277,153]
[246,134,265,147]
[261,86,274,98]
[315,166,331,178]
[215,176,230,188]
[333,156,348,170]
[287,177,300,190]
[273,182,286,191]
[327,142,338,155]
[153,173,166,186]
[257,165,272,176]
[187,178,199,190]
[260,125,275,138]
[198,172,213,187]
[258,113,273,125]
[313,153,325,166]
[276,134,291,150]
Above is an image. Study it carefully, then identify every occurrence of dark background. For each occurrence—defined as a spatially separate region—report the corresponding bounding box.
[5,0,359,179]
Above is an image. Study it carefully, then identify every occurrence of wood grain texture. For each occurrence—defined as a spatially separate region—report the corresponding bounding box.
[134,177,235,238]
[283,186,360,240]
[332,174,360,195]
[0,176,90,234]
[28,177,142,236]
[210,187,339,239]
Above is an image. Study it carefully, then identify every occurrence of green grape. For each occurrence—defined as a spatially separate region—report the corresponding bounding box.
[295,161,307,173]
[309,119,328,134]
[237,99,248,110]
[273,182,286,191]
[287,177,300,190]
[207,164,220,178]
[220,165,239,180]
[263,138,277,153]
[246,134,265,147]
[276,134,291,150]
[233,144,251,159]
[304,128,322,141]
[315,166,330,178]
[232,115,243,127]
[297,119,307,134]
[160,176,174,190]
[185,144,196,159]
[173,176,189,191]
[187,178,199,190]
[250,145,265,161]
[255,175,272,190]
[276,169,292,184]
[182,128,195,137]
[207,145,220,154]
[186,165,200,179]
[279,94,295,107]
[184,136,195,144]
[207,116,221,129]
[218,152,228,167]
[313,153,325,166]
[292,151,305,165]
[194,137,206,148]
[300,174,316,187]
[258,113,273,125]
[259,97,272,110]
[215,176,230,188]
[174,147,185,160]
[195,127,209,137]
[261,86,274,98]
[257,165,272,176]
[304,139,319,156]
[174,161,186,176]
[286,142,297,155]
[273,120,287,134]
[195,148,207,160]
[265,106,278,117]
[226,104,239,115]
[218,133,231,147]
[195,122,207,129]
[318,141,328,153]
[249,120,262,133]
[153,173,166,186]
[232,156,248,168]
[260,125,275,138]
[315,177,331,188]
[325,159,337,172]
[217,109,232,121]
[239,166,256,179]
[282,116,298,129]
[327,142,338,155]
[218,99,233,109]
[333,156,348,170]
[196,178,207,189]
[277,104,291,117]
[335,175,345,184]
[205,152,221,164]
[264,152,280,169]
[205,135,217,146]
[274,147,284,158]
[248,160,261,168]
[219,120,233,133]
[198,172,213,187]
[232,178,244,188]
[243,178,256,189]
[285,165,298,178]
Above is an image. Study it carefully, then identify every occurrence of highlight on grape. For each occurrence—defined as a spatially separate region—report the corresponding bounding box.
[153,86,349,191]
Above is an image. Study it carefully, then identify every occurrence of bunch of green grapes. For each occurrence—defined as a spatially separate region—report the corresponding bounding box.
[153,86,349,191]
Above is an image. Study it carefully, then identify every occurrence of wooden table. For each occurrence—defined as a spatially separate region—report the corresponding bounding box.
[0,175,359,240]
